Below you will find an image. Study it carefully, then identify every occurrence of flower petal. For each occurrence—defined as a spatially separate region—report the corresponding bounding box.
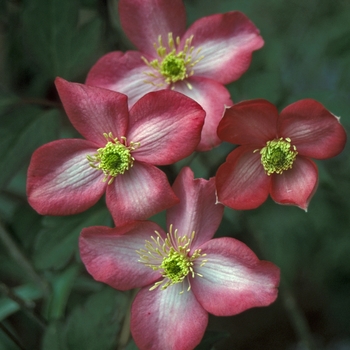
[217,99,279,146]
[184,11,264,84]
[55,77,129,145]
[174,76,232,151]
[127,90,205,165]
[86,51,161,107]
[119,0,186,56]
[191,237,280,316]
[27,139,106,215]
[166,167,224,249]
[216,146,271,210]
[106,161,179,227]
[131,285,208,350]
[270,156,318,210]
[79,222,164,290]
[279,99,347,159]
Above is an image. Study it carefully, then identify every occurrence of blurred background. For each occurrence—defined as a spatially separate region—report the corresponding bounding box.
[0,0,350,349]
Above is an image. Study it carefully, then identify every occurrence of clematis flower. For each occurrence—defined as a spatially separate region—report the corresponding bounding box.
[216,99,347,211]
[79,167,280,350]
[86,0,264,151]
[27,78,205,226]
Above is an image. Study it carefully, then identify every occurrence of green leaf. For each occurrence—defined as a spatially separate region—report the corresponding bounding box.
[64,288,128,350]
[0,283,43,321]
[33,206,111,271]
[22,0,102,81]
[0,107,60,190]
[42,321,68,350]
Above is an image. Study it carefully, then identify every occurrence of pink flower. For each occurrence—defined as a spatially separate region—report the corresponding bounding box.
[216,99,347,210]
[86,0,264,151]
[79,167,280,350]
[27,78,205,226]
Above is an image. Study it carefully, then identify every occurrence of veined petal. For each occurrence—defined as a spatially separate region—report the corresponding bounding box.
[270,156,318,210]
[106,161,179,227]
[174,76,232,151]
[119,0,186,56]
[86,51,161,107]
[216,146,271,210]
[131,284,208,350]
[166,167,224,250]
[27,139,106,215]
[279,99,347,159]
[218,99,278,146]
[184,11,264,84]
[191,237,280,316]
[79,222,164,290]
[55,78,129,145]
[127,90,205,165]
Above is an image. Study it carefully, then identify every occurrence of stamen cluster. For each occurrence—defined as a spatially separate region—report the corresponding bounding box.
[136,224,207,293]
[142,33,204,88]
[87,132,140,184]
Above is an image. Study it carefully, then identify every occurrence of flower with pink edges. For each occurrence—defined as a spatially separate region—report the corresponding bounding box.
[27,78,205,226]
[86,0,264,151]
[216,99,347,210]
[79,167,280,350]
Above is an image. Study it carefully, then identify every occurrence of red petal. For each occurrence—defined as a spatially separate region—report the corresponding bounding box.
[191,237,280,316]
[55,78,129,145]
[79,222,164,290]
[279,99,347,159]
[216,146,271,210]
[128,90,205,165]
[119,0,186,57]
[174,76,232,151]
[86,51,161,107]
[131,285,208,350]
[270,156,318,210]
[217,99,279,146]
[166,167,224,250]
[27,139,105,215]
[106,161,179,227]
[185,11,264,84]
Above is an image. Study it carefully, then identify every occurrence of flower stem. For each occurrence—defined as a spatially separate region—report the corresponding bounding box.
[0,221,49,296]
[280,280,318,350]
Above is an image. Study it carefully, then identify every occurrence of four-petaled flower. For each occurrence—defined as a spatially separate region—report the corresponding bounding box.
[216,99,347,210]
[27,78,205,226]
[86,0,264,151]
[79,167,280,350]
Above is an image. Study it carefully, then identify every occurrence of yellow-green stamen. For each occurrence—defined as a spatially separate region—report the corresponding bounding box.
[87,132,140,184]
[136,225,207,293]
[258,137,298,175]
[142,33,204,88]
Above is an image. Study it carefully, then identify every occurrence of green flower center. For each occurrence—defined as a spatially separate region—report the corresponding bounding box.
[141,33,204,88]
[136,225,207,293]
[87,132,140,184]
[259,137,298,175]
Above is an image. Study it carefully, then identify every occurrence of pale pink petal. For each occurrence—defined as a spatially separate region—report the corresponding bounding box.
[127,90,205,165]
[27,139,106,215]
[55,78,129,145]
[131,285,208,350]
[216,146,270,210]
[184,11,264,84]
[166,167,224,249]
[119,0,186,56]
[217,99,278,146]
[174,76,232,151]
[191,237,280,316]
[270,156,318,210]
[86,51,161,107]
[79,222,165,290]
[106,161,179,227]
[279,99,347,159]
